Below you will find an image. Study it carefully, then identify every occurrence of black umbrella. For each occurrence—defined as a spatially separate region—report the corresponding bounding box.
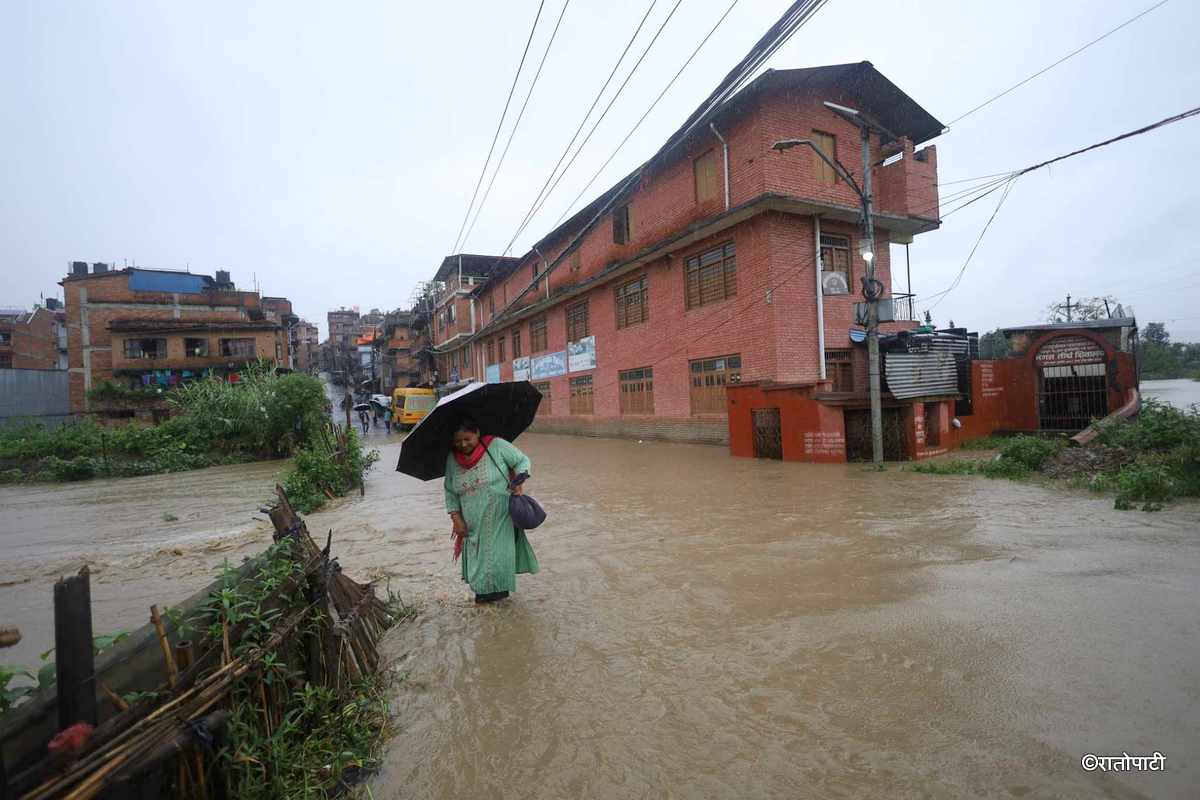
[352,403,371,412]
[396,381,542,480]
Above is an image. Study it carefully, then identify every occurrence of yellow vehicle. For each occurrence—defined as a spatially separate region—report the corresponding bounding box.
[392,387,436,429]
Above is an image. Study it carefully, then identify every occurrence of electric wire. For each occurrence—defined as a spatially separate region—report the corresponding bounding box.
[460,0,573,252]
[498,0,663,258]
[947,0,1171,126]
[449,0,547,256]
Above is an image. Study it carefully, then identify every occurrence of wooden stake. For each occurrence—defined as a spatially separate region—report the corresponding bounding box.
[54,566,98,731]
[149,605,178,688]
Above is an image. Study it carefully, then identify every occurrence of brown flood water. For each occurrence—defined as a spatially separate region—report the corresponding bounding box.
[2,430,1198,798]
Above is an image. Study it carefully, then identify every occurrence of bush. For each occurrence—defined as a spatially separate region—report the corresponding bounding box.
[997,435,1064,471]
[1096,399,1200,452]
[282,426,379,513]
[1114,463,1176,511]
[40,455,100,481]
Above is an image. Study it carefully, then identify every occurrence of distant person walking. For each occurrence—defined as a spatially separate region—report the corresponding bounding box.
[358,408,370,434]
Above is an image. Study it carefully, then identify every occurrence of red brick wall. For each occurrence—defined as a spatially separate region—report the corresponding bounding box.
[5,308,58,369]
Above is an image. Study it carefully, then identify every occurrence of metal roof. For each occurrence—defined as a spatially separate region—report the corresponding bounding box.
[884,352,959,400]
[1001,318,1137,333]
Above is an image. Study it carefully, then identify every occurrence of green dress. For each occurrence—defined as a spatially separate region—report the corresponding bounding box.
[444,438,540,595]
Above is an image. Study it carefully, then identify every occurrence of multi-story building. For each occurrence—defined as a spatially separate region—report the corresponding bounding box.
[425,62,942,447]
[0,299,66,370]
[262,296,299,368]
[293,320,320,374]
[60,263,289,413]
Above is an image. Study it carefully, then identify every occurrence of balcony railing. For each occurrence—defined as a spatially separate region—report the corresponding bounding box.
[434,275,485,305]
[888,293,920,323]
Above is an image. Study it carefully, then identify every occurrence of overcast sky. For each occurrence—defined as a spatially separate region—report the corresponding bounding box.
[3,0,1198,341]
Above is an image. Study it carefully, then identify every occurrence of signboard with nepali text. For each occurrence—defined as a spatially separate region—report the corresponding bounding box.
[512,356,530,382]
[531,351,567,380]
[568,336,596,372]
[1034,336,1106,368]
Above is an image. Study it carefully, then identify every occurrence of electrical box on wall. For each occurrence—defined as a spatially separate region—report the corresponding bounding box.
[854,299,896,326]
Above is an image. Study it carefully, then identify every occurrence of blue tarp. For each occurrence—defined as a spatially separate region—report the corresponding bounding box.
[128,270,209,294]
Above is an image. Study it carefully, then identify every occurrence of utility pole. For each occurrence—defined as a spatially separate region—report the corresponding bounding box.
[1065,293,1073,322]
[859,123,884,466]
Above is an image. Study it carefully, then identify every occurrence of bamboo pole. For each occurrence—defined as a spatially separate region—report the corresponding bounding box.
[149,605,178,688]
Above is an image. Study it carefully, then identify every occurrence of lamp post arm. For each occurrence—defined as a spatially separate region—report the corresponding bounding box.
[771,138,865,201]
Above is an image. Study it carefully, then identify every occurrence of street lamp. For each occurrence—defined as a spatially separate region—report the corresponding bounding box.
[773,100,895,465]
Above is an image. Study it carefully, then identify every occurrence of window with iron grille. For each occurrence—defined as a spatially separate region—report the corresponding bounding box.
[569,376,593,415]
[689,354,741,414]
[124,338,168,359]
[612,204,631,244]
[497,336,505,363]
[530,317,548,352]
[685,242,737,309]
[566,301,589,342]
[812,131,838,185]
[184,338,209,358]
[825,349,854,392]
[533,381,551,415]
[618,367,654,415]
[486,339,494,365]
[615,275,649,329]
[820,234,851,293]
[512,329,522,358]
[219,338,255,359]
[694,149,719,203]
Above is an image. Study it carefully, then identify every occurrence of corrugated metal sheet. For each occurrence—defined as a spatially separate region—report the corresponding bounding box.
[884,352,959,399]
[128,270,209,294]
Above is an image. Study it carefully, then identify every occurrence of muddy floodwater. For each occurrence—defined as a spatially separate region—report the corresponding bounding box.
[2,430,1198,798]
[1142,378,1200,409]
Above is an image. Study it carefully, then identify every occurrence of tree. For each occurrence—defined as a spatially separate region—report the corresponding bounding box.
[1044,295,1120,323]
[1143,322,1170,346]
[979,328,1010,359]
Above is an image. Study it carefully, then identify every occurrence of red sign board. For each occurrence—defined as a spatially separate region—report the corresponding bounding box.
[1034,335,1106,367]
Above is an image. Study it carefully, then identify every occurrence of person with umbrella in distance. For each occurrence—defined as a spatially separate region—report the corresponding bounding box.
[397,382,544,605]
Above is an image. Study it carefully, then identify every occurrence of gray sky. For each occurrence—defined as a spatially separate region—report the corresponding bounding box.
[3,0,1198,341]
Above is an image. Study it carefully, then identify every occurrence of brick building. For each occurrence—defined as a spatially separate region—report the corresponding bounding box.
[0,300,66,370]
[426,62,942,444]
[293,320,320,374]
[60,263,289,413]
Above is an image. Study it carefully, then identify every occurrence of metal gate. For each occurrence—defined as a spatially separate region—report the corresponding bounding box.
[1037,363,1108,431]
[844,408,908,461]
[752,408,782,459]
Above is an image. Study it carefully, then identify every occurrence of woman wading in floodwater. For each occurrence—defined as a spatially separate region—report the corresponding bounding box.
[444,417,539,604]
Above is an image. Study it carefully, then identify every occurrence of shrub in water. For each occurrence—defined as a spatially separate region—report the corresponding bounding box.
[998,435,1063,471]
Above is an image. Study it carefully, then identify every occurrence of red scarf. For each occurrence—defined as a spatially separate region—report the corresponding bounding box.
[453,434,495,470]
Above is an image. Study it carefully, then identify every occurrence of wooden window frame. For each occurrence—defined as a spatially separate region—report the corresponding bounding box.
[618,367,655,415]
[569,375,594,415]
[689,353,742,415]
[615,274,649,329]
[819,233,853,294]
[530,316,548,353]
[219,338,255,359]
[565,300,590,343]
[685,242,737,310]
[812,130,838,186]
[497,336,505,363]
[612,204,631,245]
[512,329,522,358]
[533,381,551,415]
[693,148,719,203]
[184,337,209,358]
[486,338,494,365]
[825,348,854,393]
[125,337,168,359]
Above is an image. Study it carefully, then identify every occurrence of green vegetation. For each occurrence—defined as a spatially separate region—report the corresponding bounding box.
[86,380,166,406]
[912,401,1200,511]
[0,364,332,483]
[1139,322,1200,380]
[2,631,131,714]
[196,540,395,799]
[281,426,380,514]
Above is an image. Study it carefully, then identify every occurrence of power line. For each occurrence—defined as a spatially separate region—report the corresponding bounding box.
[502,0,688,253]
[498,0,663,257]
[925,177,1019,311]
[449,0,547,255]
[553,0,741,227]
[460,0,573,252]
[947,0,1171,126]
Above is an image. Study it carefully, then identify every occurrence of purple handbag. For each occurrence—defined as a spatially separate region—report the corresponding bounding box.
[486,449,546,530]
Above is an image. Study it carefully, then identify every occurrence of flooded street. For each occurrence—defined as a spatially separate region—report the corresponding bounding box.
[2,430,1198,797]
[1142,378,1200,409]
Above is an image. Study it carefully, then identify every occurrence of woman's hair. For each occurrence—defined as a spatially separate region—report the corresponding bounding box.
[454,416,480,435]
